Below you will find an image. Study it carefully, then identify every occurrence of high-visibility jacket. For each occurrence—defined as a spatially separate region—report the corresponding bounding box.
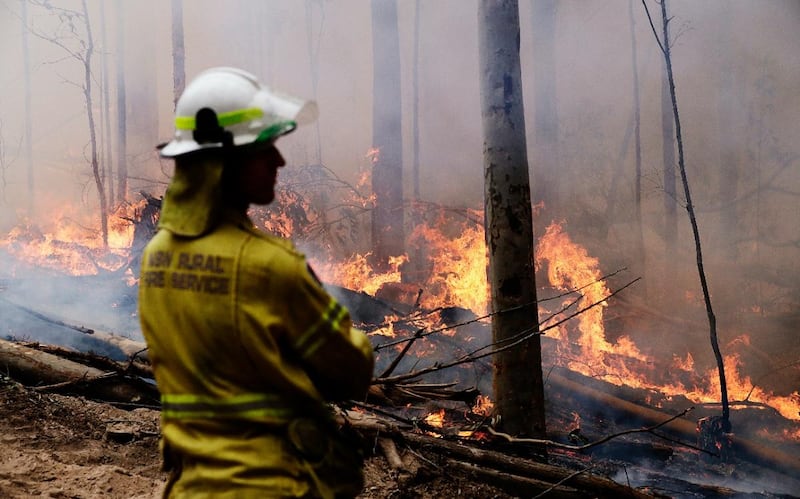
[138,208,375,498]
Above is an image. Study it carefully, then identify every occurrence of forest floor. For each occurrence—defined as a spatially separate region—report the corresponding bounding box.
[0,377,515,499]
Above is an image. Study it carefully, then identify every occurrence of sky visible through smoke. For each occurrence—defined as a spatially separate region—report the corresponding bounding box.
[0,0,798,414]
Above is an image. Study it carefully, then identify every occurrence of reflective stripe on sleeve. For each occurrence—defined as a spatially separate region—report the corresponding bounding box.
[161,393,297,421]
[293,299,348,359]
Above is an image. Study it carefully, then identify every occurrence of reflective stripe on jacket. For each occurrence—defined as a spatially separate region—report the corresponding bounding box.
[138,208,374,496]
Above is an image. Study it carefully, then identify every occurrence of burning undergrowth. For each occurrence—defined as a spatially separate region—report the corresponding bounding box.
[2,159,800,495]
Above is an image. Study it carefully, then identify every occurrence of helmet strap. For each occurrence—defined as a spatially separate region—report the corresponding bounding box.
[192,108,234,148]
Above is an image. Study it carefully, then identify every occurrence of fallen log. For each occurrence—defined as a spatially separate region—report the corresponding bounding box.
[445,458,585,499]
[398,432,653,498]
[0,338,159,406]
[547,370,800,481]
[339,408,653,498]
[0,294,149,362]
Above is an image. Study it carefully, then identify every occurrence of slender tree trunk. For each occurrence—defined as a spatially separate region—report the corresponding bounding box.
[531,0,559,217]
[115,0,128,202]
[412,0,421,203]
[716,6,739,260]
[660,54,678,283]
[20,0,35,218]
[171,0,185,111]
[99,1,114,208]
[405,0,424,284]
[629,0,646,296]
[80,0,108,247]
[478,0,547,445]
[124,1,159,187]
[649,0,730,431]
[370,0,404,269]
[305,0,324,165]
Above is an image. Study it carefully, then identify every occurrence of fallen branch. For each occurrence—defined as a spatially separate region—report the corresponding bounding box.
[0,338,158,405]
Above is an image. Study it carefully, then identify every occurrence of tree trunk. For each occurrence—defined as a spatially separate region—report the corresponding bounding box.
[629,0,646,297]
[651,0,730,432]
[716,5,739,260]
[530,0,559,217]
[370,0,405,270]
[171,0,185,111]
[478,0,546,443]
[20,0,35,218]
[124,1,159,192]
[99,1,115,208]
[80,0,109,248]
[115,0,128,201]
[660,51,678,284]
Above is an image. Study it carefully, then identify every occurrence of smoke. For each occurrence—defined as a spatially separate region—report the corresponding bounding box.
[0,0,796,403]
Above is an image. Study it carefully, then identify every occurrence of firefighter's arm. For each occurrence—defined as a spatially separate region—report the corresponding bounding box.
[288,264,375,401]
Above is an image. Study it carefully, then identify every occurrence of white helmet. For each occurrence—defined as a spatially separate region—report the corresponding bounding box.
[159,67,318,157]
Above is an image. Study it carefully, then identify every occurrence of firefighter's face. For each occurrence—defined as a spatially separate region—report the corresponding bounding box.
[237,144,286,205]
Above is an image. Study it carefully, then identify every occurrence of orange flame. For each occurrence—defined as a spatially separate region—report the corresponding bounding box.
[536,221,800,422]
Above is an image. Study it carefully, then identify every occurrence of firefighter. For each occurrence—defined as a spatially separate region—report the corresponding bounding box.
[138,67,375,499]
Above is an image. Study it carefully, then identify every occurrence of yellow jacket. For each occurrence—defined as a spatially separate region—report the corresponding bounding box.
[139,208,374,498]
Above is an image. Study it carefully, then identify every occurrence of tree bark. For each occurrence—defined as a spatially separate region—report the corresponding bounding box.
[80,0,110,248]
[171,0,185,111]
[629,0,646,297]
[478,0,546,442]
[115,0,128,201]
[0,338,157,404]
[20,0,35,218]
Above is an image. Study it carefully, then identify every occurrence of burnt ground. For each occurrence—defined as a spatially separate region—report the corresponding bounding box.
[3,371,800,499]
[0,377,517,499]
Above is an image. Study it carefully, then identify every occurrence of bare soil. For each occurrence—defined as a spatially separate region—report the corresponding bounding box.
[0,377,514,499]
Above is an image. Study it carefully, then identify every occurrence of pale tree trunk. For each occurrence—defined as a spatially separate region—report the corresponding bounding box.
[478,0,547,445]
[660,55,678,284]
[20,0,35,218]
[716,6,739,260]
[530,0,559,217]
[370,0,404,270]
[115,0,128,201]
[411,0,421,203]
[629,0,646,296]
[99,1,115,207]
[171,0,185,111]
[305,0,323,164]
[80,0,109,247]
[124,0,159,192]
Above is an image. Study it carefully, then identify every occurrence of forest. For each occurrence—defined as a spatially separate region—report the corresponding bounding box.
[0,0,799,497]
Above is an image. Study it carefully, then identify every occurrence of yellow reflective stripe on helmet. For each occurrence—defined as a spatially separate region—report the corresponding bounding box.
[161,393,296,420]
[174,107,264,130]
[294,300,348,359]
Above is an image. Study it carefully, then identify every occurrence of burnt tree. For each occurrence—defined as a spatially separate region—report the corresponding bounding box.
[478,0,547,443]
[171,0,186,110]
[643,0,731,434]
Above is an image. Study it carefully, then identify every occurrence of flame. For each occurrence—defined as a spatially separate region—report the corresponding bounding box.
[0,203,141,277]
[311,210,488,315]
[424,408,446,428]
[365,147,380,165]
[5,184,798,430]
[471,394,495,417]
[536,221,800,422]
[536,222,647,364]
